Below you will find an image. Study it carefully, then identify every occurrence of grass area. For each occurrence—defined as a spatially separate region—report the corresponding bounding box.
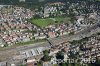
[32,18,52,27]
[53,64,58,66]
[32,17,70,28]
[0,39,47,51]
[15,39,47,46]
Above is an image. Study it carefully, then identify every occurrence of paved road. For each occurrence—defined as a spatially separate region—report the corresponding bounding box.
[48,18,100,46]
[0,42,50,61]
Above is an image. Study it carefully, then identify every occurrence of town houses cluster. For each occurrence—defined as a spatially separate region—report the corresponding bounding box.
[0,0,100,66]
[43,13,98,38]
[0,4,98,47]
[35,2,66,18]
[0,6,45,47]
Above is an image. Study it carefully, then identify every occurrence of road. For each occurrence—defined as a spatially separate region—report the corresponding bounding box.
[0,42,50,61]
[48,18,100,46]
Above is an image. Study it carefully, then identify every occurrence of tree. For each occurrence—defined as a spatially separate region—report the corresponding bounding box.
[69,31,75,35]
[59,63,67,66]
[19,64,27,66]
[92,58,100,66]
[37,60,43,66]
[56,51,64,60]
[97,32,100,35]
[43,50,49,56]
[82,37,89,41]
[41,50,52,62]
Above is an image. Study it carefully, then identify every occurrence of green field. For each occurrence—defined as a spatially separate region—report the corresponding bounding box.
[32,17,70,28]
[0,39,46,51]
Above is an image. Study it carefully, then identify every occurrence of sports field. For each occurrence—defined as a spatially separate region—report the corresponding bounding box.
[32,17,70,28]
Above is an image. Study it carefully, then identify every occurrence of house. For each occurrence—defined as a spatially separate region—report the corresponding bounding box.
[19,0,26,2]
